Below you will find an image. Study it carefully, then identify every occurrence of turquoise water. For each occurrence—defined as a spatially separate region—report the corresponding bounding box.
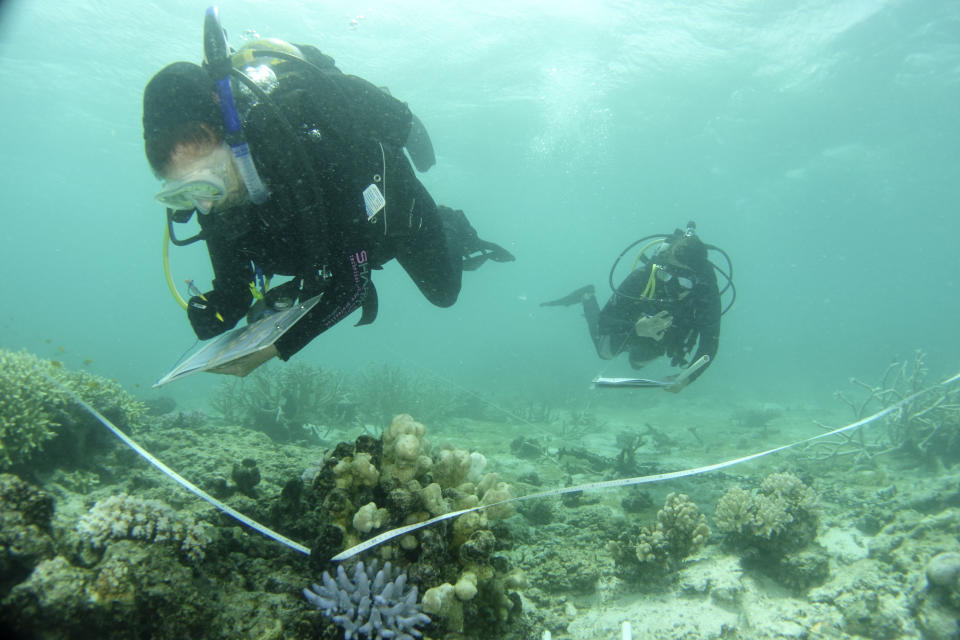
[1,0,958,407]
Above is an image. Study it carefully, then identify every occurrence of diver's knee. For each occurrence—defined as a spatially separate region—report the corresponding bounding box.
[420,281,460,308]
[431,291,459,308]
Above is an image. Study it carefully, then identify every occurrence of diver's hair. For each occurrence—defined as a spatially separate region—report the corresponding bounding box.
[145,122,223,176]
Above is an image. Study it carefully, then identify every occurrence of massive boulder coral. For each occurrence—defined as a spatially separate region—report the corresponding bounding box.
[608,492,710,581]
[381,413,433,482]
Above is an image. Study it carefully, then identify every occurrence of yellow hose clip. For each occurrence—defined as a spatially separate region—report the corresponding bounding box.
[641,264,659,299]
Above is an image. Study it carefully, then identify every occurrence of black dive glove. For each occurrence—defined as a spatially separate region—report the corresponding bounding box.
[187,292,231,340]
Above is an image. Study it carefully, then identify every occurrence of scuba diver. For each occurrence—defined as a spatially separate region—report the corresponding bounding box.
[142,8,514,376]
[541,222,733,392]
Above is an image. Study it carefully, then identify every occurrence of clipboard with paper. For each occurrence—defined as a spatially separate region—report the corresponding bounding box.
[153,295,321,387]
[592,355,710,389]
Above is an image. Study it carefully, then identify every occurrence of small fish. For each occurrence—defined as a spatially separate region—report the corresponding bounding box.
[83,358,94,366]
[185,279,205,299]
[50,360,63,368]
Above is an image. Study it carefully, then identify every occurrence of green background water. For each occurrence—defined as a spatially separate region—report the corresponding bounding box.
[1,0,957,413]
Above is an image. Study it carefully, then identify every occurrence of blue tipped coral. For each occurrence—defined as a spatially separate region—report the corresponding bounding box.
[303,560,431,640]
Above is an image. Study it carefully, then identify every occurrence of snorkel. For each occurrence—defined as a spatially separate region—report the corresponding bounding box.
[202,5,269,205]
[162,6,272,312]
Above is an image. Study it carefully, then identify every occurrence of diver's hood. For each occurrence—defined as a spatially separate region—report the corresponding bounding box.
[657,233,707,274]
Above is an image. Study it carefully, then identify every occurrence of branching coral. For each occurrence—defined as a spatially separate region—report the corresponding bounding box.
[0,350,146,471]
[211,362,350,441]
[0,351,70,469]
[303,559,430,640]
[609,492,710,580]
[805,350,960,466]
[714,473,830,590]
[351,365,475,426]
[714,472,818,551]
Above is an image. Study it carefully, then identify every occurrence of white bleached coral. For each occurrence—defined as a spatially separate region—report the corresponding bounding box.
[353,501,389,534]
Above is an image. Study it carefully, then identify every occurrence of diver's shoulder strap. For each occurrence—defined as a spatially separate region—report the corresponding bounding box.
[294,44,339,72]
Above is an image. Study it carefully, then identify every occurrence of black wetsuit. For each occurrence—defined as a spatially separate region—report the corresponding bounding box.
[587,260,720,384]
[186,46,479,359]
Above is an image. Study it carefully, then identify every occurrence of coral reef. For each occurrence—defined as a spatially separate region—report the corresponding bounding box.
[77,494,211,563]
[2,540,227,638]
[861,507,960,638]
[351,365,480,426]
[714,472,827,589]
[730,404,782,431]
[0,478,233,639]
[714,472,818,549]
[303,559,430,640]
[926,551,960,608]
[302,414,524,637]
[0,350,145,472]
[381,414,433,483]
[0,351,70,469]
[807,350,960,467]
[230,457,262,496]
[608,493,710,581]
[211,362,351,441]
[0,474,56,594]
[1,356,537,639]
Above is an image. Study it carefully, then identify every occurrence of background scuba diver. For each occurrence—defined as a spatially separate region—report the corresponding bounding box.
[542,223,726,392]
[143,23,514,376]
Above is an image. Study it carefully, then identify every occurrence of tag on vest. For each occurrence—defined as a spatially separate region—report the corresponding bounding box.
[362,184,385,220]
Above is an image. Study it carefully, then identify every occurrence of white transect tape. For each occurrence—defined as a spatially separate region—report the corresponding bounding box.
[64,390,311,556]
[332,370,960,561]
[58,368,960,562]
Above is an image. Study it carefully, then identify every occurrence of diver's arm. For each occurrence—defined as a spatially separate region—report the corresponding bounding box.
[405,113,436,172]
[272,289,348,360]
[273,257,376,360]
[671,287,721,389]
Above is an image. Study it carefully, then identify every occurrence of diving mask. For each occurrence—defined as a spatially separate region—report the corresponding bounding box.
[156,170,228,213]
[155,145,236,214]
[654,264,695,290]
